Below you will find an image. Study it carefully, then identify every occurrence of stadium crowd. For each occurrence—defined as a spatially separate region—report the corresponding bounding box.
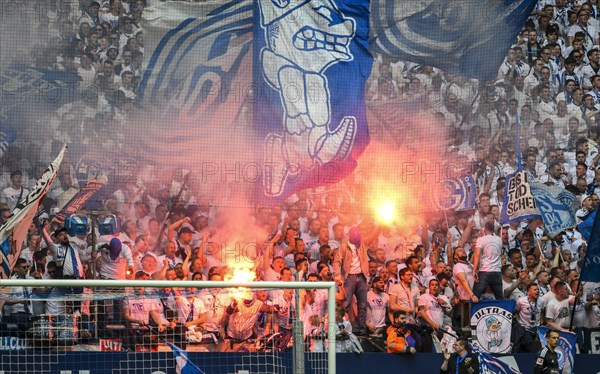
[1,0,600,355]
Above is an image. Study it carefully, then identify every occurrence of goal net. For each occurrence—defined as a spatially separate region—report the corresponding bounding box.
[0,279,337,374]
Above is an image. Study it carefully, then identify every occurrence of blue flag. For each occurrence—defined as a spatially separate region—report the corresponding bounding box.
[430,175,476,211]
[478,351,522,374]
[529,182,577,237]
[470,300,516,354]
[139,1,252,107]
[579,208,600,282]
[576,208,596,241]
[501,170,539,224]
[254,0,372,201]
[369,0,538,80]
[166,341,205,374]
[537,326,577,374]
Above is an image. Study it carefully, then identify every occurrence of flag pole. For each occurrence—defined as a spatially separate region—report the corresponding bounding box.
[568,280,582,331]
[153,172,190,252]
[443,209,453,267]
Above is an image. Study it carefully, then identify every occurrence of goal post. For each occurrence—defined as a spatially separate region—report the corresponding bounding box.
[0,279,337,374]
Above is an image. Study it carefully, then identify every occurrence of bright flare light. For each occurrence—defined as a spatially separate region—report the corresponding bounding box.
[229,267,256,283]
[225,265,256,300]
[376,201,396,225]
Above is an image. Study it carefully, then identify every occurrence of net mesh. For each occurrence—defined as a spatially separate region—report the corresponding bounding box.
[0,284,332,374]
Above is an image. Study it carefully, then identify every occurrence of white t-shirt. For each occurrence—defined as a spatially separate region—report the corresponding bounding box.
[157,255,183,269]
[545,296,574,329]
[262,266,280,281]
[98,243,134,280]
[126,297,161,326]
[417,292,446,327]
[45,286,66,315]
[19,247,35,266]
[348,243,362,275]
[174,296,207,324]
[271,290,295,329]
[49,242,84,278]
[388,282,419,323]
[366,290,389,329]
[475,235,502,272]
[540,291,556,310]
[199,290,230,332]
[1,186,28,211]
[5,275,33,315]
[502,279,527,301]
[453,262,475,301]
[302,289,328,336]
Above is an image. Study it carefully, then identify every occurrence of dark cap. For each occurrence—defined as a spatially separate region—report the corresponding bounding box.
[134,270,149,279]
[179,226,194,235]
[53,227,68,237]
[371,276,382,284]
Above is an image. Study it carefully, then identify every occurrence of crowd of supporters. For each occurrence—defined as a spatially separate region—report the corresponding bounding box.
[1,0,600,355]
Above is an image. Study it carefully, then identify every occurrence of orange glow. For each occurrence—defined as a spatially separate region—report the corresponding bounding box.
[349,110,450,237]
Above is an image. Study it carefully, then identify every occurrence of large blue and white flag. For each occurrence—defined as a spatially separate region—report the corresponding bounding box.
[369,0,538,80]
[254,0,372,200]
[166,341,205,374]
[537,326,577,374]
[140,1,252,112]
[113,1,257,207]
[501,170,539,224]
[529,182,577,237]
[470,300,516,354]
[579,208,600,282]
[0,145,66,280]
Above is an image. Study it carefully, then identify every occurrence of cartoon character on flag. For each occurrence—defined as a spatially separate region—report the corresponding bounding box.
[258,0,358,196]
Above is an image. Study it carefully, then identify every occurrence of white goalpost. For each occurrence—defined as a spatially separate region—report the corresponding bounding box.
[0,279,337,374]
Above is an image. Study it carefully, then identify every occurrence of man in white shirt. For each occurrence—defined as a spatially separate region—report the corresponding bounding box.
[513,283,543,353]
[42,226,84,280]
[1,170,29,211]
[366,276,389,336]
[472,221,504,300]
[568,10,599,50]
[539,161,567,187]
[123,271,177,350]
[417,278,451,352]
[501,264,528,301]
[388,267,420,325]
[453,246,478,303]
[545,281,576,332]
[3,259,34,335]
